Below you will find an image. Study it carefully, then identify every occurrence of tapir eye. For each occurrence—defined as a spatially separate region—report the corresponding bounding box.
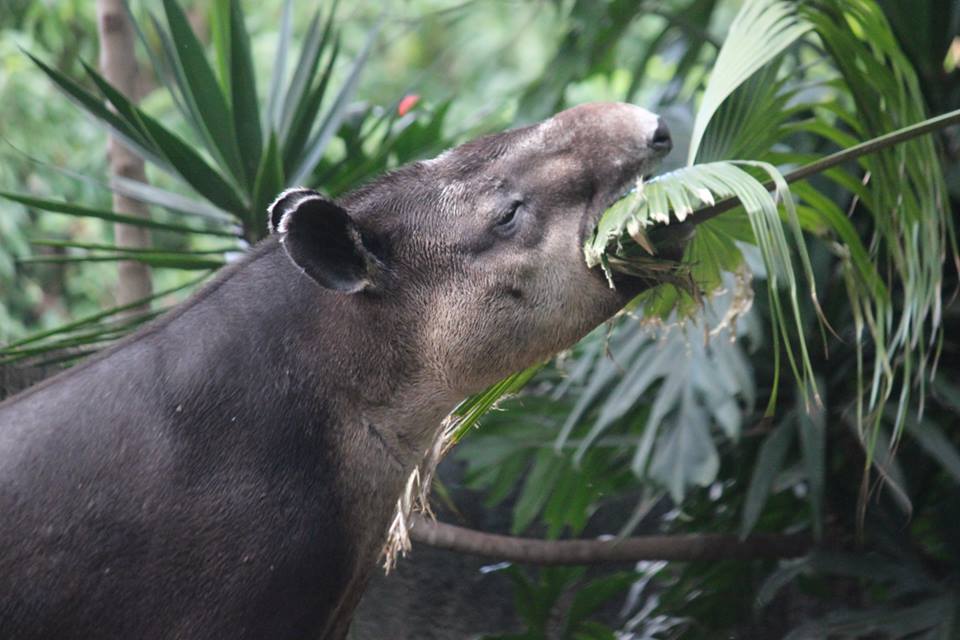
[495,200,523,233]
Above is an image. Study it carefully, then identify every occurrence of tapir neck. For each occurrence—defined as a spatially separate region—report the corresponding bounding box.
[135,239,458,632]
[157,239,458,468]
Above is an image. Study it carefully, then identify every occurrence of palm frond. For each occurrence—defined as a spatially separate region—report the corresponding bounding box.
[392,0,959,528]
[687,0,811,164]
[288,19,382,186]
[6,0,412,361]
[588,161,821,409]
[446,364,543,448]
[160,0,247,188]
[0,191,237,238]
[801,0,956,446]
[0,274,208,363]
[588,0,957,457]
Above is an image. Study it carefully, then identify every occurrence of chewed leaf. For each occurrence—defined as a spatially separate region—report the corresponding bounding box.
[626,218,655,255]
[585,160,822,411]
[584,191,640,268]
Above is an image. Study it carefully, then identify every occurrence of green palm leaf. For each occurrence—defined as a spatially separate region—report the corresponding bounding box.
[587,160,820,410]
[434,0,957,478]
[434,0,959,522]
[28,240,239,255]
[687,0,810,164]
[0,275,207,361]
[446,364,543,447]
[277,3,337,142]
[22,51,168,171]
[288,19,381,186]
[265,0,294,131]
[18,254,223,270]
[73,59,249,215]
[160,0,246,188]
[0,192,236,238]
[217,0,264,188]
[10,0,419,374]
[585,0,958,495]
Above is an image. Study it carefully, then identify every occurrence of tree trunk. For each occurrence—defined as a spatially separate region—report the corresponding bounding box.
[96,0,152,309]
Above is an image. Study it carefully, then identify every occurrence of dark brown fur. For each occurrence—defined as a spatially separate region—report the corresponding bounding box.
[0,103,671,639]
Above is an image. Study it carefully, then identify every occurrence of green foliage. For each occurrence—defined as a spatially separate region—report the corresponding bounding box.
[17,0,378,240]
[458,0,960,636]
[764,551,959,639]
[464,0,955,525]
[0,0,454,363]
[459,397,638,538]
[589,161,821,414]
[0,0,105,341]
[687,0,810,164]
[590,0,954,442]
[556,8,957,562]
[482,567,643,640]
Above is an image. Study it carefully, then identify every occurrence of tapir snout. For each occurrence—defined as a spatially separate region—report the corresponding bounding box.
[550,101,672,157]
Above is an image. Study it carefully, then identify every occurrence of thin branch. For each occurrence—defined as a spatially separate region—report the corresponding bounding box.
[409,515,812,564]
[651,107,960,242]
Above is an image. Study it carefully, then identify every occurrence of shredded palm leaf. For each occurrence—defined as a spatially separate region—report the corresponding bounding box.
[587,161,822,413]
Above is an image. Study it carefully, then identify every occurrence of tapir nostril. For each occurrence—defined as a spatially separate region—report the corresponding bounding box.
[651,119,672,152]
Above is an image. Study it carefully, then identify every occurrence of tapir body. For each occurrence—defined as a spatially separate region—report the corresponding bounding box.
[0,103,672,639]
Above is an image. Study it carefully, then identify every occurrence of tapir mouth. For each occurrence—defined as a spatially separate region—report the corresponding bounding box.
[578,159,664,264]
[579,158,681,297]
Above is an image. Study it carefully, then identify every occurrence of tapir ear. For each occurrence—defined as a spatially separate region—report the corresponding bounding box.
[268,188,316,234]
[268,189,381,293]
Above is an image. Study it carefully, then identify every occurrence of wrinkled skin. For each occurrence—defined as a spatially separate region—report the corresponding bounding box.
[342,102,670,396]
[0,103,672,640]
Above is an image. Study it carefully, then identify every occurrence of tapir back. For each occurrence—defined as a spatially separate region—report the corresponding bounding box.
[0,242,369,639]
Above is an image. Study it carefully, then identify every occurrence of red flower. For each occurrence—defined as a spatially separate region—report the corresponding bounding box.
[397,94,420,117]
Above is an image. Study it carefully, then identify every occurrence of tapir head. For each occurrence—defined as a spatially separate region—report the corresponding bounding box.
[269,103,674,396]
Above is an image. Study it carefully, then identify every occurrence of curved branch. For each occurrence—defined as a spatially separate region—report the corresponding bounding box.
[409,515,812,565]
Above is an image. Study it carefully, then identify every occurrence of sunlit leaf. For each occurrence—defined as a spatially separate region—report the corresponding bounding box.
[688,0,810,163]
[224,0,263,187]
[288,19,381,185]
[161,0,246,186]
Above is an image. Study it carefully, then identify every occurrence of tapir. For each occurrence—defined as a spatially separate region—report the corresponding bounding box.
[0,102,673,639]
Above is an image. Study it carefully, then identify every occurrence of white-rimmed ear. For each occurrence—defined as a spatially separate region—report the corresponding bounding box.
[270,191,382,293]
[268,187,316,235]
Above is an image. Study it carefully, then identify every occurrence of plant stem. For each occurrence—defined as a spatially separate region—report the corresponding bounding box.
[654,107,960,237]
